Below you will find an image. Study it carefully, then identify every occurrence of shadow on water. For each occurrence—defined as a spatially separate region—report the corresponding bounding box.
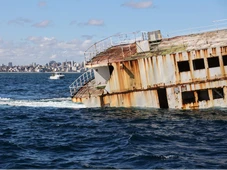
[80,106,227,122]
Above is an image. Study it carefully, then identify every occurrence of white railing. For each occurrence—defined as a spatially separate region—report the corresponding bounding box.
[84,31,148,62]
[69,69,95,96]
[164,20,227,38]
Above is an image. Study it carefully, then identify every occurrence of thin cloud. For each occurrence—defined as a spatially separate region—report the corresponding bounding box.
[0,36,93,65]
[69,20,77,26]
[82,35,94,40]
[32,20,52,28]
[122,0,153,9]
[50,54,57,59]
[8,17,32,26]
[26,36,57,46]
[78,19,104,26]
[87,19,104,26]
[38,1,47,7]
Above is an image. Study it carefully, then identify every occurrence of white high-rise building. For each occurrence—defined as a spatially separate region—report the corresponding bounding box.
[8,62,13,67]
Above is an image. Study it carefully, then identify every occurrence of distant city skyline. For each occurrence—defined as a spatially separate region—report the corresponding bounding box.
[1,59,84,67]
[0,0,227,65]
[0,60,86,73]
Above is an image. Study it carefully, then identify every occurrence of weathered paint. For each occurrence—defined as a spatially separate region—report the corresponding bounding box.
[101,79,227,109]
[71,29,227,109]
[72,95,101,107]
[102,90,160,108]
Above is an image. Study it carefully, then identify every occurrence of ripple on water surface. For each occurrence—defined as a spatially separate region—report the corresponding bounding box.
[0,106,227,168]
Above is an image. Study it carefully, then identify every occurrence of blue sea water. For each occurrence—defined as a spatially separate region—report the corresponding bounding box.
[0,73,227,169]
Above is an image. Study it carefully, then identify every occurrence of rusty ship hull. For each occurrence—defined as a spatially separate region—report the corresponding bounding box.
[69,28,227,109]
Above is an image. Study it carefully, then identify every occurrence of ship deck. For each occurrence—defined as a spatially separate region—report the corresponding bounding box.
[86,29,227,67]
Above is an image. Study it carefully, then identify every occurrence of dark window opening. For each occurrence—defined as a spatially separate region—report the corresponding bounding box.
[212,88,224,99]
[182,91,195,104]
[208,57,220,68]
[196,89,209,101]
[178,61,190,72]
[157,88,169,109]
[193,58,205,70]
[222,55,227,66]
[109,65,114,75]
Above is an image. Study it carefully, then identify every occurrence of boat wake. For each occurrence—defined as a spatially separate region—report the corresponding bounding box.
[0,97,85,109]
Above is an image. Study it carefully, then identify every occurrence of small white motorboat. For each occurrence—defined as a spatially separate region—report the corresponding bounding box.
[49,72,65,79]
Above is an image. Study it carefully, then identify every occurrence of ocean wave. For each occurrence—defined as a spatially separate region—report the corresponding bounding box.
[0,97,85,109]
[0,97,11,101]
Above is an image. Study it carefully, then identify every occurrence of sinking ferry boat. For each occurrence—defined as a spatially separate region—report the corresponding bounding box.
[69,27,227,109]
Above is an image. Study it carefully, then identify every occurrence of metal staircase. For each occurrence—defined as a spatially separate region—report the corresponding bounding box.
[69,69,95,96]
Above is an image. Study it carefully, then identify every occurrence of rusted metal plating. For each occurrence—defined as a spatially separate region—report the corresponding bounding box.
[72,29,227,109]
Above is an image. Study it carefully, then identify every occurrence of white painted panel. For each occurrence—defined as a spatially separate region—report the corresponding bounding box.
[152,57,161,84]
[193,69,206,80]
[180,72,191,82]
[209,67,222,77]
[157,56,164,84]
[136,40,150,53]
[138,59,148,89]
[166,87,181,109]
[165,54,176,84]
[94,66,110,85]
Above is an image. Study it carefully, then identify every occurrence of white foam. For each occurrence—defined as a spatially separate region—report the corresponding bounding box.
[0,97,11,101]
[0,97,86,109]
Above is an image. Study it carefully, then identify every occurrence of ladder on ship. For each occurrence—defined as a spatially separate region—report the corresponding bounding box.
[69,69,95,96]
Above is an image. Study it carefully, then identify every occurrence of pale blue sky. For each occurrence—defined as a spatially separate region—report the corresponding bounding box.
[0,0,226,65]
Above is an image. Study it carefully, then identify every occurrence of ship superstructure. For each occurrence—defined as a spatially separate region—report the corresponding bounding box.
[69,26,227,109]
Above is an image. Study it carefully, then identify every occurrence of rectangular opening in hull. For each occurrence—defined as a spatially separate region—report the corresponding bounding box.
[177,61,190,72]
[182,91,195,104]
[193,58,205,70]
[222,55,227,66]
[196,89,209,101]
[212,88,224,99]
[208,57,220,68]
[157,88,169,109]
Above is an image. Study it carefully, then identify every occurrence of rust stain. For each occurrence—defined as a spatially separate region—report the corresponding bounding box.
[219,54,225,77]
[142,58,148,86]
[195,50,200,58]
[119,62,126,91]
[86,43,137,66]
[172,53,180,83]
[147,57,152,86]
[212,47,217,56]
[203,49,208,57]
[178,52,183,60]
[124,93,133,106]
[72,29,227,109]
[72,97,82,103]
[205,56,210,80]
[221,46,227,55]
[156,56,160,80]
[150,56,156,83]
[162,55,167,82]
[187,51,191,58]
[134,60,142,88]
[188,52,194,81]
